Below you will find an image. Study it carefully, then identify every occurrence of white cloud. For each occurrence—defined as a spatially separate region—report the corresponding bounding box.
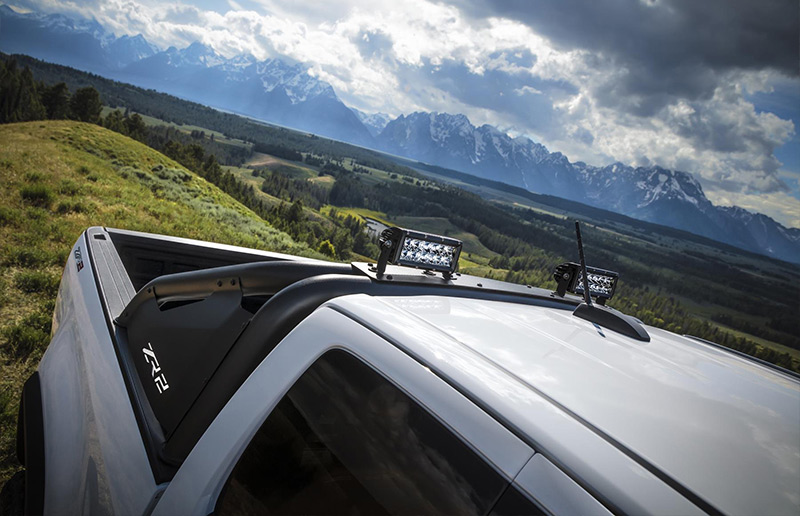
[547,75,796,194]
[514,85,542,96]
[17,0,800,225]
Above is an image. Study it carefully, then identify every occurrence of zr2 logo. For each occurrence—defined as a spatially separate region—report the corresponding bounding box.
[74,247,84,272]
[142,342,170,394]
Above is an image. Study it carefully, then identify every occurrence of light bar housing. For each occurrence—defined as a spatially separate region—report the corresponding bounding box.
[553,262,618,304]
[377,227,462,276]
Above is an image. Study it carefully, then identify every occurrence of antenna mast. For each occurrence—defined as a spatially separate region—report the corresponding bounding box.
[575,221,592,306]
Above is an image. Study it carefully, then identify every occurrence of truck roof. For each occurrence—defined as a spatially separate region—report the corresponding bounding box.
[327,294,800,516]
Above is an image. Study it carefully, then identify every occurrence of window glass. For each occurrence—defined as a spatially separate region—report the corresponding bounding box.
[489,486,547,516]
[216,350,507,515]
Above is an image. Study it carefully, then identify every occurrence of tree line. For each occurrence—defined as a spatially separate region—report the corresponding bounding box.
[0,60,103,124]
[256,169,329,210]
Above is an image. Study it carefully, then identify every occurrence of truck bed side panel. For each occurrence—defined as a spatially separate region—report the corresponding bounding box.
[37,235,157,515]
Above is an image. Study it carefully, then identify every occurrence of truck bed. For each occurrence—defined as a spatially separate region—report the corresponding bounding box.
[84,227,332,473]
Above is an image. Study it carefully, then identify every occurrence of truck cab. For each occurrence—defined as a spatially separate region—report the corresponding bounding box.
[15,226,800,515]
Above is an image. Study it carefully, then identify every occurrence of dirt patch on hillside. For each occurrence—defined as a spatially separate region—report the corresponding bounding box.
[245,152,282,167]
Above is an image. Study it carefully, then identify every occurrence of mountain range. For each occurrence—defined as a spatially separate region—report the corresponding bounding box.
[1,5,798,263]
[118,43,373,145]
[0,6,157,71]
[378,112,800,260]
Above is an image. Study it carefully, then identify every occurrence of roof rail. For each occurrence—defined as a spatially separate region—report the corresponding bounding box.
[683,335,800,381]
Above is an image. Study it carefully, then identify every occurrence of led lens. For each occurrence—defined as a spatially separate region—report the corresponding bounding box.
[378,226,463,274]
[574,271,617,297]
[399,236,456,269]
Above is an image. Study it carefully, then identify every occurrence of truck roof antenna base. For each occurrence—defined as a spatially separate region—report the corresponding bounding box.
[574,303,651,342]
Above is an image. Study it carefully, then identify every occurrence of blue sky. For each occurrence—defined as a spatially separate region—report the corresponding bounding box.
[13,0,800,227]
[749,77,800,183]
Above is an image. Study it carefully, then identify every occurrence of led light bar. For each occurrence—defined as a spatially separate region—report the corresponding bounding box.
[553,262,618,304]
[377,227,462,276]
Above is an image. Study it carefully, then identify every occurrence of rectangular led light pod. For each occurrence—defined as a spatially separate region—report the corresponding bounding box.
[378,227,463,275]
[574,268,617,298]
[553,262,618,303]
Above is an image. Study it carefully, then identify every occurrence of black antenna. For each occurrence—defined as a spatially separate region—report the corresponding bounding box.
[575,221,592,306]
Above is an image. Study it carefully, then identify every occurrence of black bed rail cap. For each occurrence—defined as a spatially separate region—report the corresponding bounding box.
[115,261,356,327]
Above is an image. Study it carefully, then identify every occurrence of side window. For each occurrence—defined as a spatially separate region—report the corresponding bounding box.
[216,349,508,515]
[489,486,547,516]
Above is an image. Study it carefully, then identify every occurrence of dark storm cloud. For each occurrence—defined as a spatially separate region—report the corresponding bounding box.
[453,0,799,115]
[589,60,721,116]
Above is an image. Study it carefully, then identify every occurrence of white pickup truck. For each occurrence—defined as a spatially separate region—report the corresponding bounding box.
[11,226,800,515]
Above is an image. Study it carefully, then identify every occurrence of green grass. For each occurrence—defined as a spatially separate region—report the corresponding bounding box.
[245,153,317,176]
[321,206,392,226]
[101,107,252,148]
[458,252,502,274]
[224,166,329,224]
[13,270,60,295]
[0,120,319,484]
[19,184,54,208]
[676,295,800,365]
[224,166,282,208]
[266,162,318,180]
[309,175,335,186]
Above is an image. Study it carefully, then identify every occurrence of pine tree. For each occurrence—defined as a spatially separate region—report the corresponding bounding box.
[69,87,102,123]
[0,62,46,123]
[287,200,305,223]
[0,60,20,123]
[42,82,70,119]
[103,110,127,134]
[124,113,147,141]
[17,67,46,121]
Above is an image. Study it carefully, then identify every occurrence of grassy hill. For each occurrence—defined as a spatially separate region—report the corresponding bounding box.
[0,120,320,483]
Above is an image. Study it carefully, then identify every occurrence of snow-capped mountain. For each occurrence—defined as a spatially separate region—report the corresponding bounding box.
[351,109,392,137]
[714,206,800,260]
[377,112,800,263]
[378,112,583,196]
[119,44,371,144]
[107,34,159,69]
[10,8,113,44]
[162,41,227,68]
[254,58,336,103]
[0,5,155,71]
